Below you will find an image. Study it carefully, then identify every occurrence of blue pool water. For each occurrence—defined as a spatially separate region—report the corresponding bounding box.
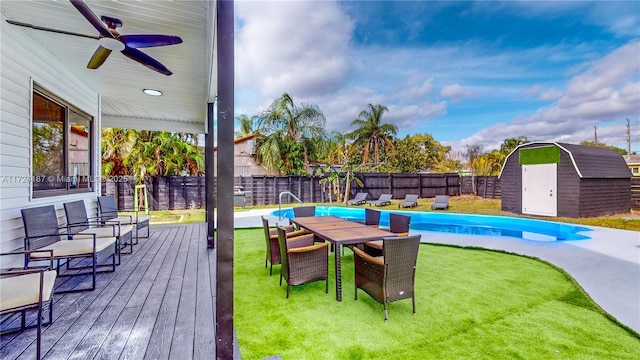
[274,206,592,241]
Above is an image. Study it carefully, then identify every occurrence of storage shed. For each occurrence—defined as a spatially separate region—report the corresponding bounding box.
[499,142,632,218]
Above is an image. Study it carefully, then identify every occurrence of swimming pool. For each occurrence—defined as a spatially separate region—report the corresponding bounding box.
[274,206,592,241]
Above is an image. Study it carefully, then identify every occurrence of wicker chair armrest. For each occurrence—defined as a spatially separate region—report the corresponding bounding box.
[353,246,384,266]
[286,234,315,249]
[395,232,409,237]
[287,229,309,237]
[288,242,328,254]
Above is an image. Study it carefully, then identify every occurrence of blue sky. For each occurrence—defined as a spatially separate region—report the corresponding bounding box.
[235,1,640,154]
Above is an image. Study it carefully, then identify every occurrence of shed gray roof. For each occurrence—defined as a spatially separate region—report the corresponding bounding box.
[502,142,632,179]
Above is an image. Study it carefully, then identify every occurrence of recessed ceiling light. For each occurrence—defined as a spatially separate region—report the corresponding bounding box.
[143,89,163,96]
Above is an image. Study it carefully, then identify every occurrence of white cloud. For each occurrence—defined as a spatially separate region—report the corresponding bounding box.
[455,41,640,151]
[236,1,353,101]
[522,84,544,98]
[539,88,562,101]
[440,83,476,102]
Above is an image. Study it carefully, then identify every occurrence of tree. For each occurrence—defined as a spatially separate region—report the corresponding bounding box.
[348,104,398,166]
[235,114,259,138]
[255,93,327,175]
[101,128,138,177]
[102,129,204,182]
[319,131,365,203]
[500,136,528,155]
[389,133,457,173]
[465,143,483,195]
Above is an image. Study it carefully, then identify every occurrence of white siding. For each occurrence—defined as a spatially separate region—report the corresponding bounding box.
[0,16,102,263]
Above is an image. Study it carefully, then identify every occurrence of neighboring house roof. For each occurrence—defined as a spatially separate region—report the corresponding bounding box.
[213,134,259,152]
[500,142,632,178]
[623,155,640,166]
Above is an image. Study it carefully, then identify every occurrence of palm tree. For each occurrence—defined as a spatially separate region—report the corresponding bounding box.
[348,104,398,166]
[102,129,204,182]
[255,93,327,174]
[235,114,259,138]
[101,128,138,177]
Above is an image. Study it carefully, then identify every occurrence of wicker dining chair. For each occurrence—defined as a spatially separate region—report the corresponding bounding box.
[354,235,421,321]
[276,226,328,298]
[365,213,411,255]
[261,216,309,275]
[365,208,381,227]
[293,206,316,218]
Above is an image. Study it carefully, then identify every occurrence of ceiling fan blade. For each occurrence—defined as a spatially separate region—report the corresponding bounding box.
[120,34,183,49]
[121,47,172,76]
[70,0,113,38]
[6,20,99,40]
[87,46,112,69]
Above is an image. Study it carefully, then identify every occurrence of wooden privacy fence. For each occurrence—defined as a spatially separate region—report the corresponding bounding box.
[103,175,640,211]
[102,173,504,211]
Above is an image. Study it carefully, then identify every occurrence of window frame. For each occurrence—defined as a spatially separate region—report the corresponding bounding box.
[31,84,94,198]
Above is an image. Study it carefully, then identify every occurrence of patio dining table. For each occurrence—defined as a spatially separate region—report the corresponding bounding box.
[290,215,396,301]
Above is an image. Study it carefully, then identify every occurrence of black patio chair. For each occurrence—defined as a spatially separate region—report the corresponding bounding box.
[0,250,56,360]
[354,235,421,321]
[64,200,134,262]
[98,195,150,242]
[21,205,117,293]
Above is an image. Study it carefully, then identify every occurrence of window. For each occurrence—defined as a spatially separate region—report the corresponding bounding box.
[633,167,639,175]
[32,85,93,197]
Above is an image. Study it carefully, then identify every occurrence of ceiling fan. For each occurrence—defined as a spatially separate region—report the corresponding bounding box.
[6,0,182,76]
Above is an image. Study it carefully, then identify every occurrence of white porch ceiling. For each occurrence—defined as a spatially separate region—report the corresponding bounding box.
[0,0,216,133]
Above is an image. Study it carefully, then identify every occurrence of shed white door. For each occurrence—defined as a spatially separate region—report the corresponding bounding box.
[522,163,557,216]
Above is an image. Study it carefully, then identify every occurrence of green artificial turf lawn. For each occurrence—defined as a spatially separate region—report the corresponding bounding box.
[234,229,640,359]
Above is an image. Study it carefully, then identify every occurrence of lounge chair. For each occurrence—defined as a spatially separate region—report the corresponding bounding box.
[346,192,368,205]
[354,235,421,321]
[21,205,117,293]
[64,200,134,262]
[431,195,450,210]
[0,250,56,360]
[398,194,419,208]
[276,227,328,298]
[367,194,393,207]
[98,195,150,241]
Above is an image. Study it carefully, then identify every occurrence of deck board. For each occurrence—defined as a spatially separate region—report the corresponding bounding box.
[0,223,216,360]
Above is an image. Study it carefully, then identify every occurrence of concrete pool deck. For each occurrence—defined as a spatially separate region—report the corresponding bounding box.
[229,208,640,334]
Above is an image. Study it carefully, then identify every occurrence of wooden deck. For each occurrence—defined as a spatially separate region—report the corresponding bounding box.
[1,223,217,360]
